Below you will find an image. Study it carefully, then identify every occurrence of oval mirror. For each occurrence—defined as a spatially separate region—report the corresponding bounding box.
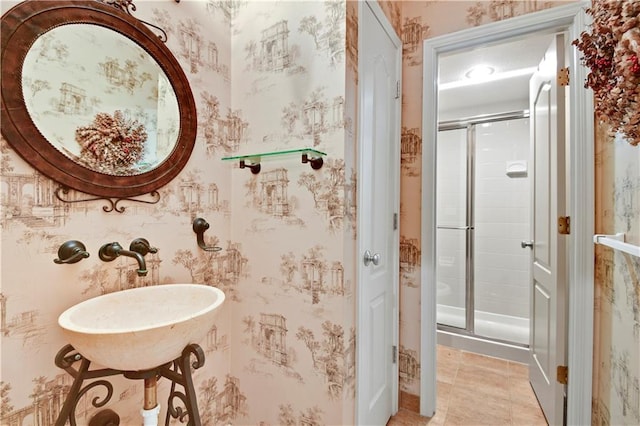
[1,0,196,197]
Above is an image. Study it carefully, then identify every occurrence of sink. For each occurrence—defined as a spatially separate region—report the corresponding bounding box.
[58,284,225,371]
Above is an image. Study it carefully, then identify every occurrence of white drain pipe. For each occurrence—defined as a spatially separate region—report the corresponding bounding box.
[141,405,161,426]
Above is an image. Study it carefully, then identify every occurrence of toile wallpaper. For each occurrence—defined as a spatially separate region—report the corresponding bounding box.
[1,0,638,425]
[227,1,357,424]
[399,2,640,425]
[0,1,234,425]
[592,125,640,426]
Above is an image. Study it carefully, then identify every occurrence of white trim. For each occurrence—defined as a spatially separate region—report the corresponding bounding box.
[356,1,402,423]
[420,2,594,424]
[421,28,438,418]
[566,6,595,425]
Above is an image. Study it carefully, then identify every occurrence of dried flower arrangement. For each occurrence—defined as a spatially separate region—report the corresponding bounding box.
[75,110,148,175]
[573,0,640,146]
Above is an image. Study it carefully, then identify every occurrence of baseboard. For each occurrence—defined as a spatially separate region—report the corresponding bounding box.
[399,390,420,413]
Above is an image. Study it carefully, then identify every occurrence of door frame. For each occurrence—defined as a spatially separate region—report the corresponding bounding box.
[356,0,401,423]
[420,2,594,424]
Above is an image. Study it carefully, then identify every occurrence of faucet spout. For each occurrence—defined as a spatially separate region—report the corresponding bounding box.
[98,242,148,276]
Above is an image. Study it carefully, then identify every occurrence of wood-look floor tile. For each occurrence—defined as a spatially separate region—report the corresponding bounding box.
[446,382,511,423]
[444,393,511,426]
[460,351,510,373]
[438,345,462,362]
[452,363,511,400]
[386,408,430,425]
[511,401,548,425]
[437,346,461,385]
[388,346,546,426]
[507,360,529,379]
[427,407,447,426]
[436,381,453,411]
[508,376,540,407]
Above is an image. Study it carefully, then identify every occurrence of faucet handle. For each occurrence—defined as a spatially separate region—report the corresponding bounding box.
[129,238,158,256]
[54,240,90,264]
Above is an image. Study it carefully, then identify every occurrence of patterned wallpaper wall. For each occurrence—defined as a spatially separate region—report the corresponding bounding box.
[0,1,234,425]
[228,1,356,424]
[2,1,638,425]
[593,125,640,426]
[399,3,640,426]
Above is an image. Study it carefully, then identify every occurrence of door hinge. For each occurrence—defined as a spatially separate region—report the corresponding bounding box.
[392,345,397,364]
[558,67,570,86]
[558,216,570,235]
[395,81,400,99]
[557,365,568,385]
[393,213,398,230]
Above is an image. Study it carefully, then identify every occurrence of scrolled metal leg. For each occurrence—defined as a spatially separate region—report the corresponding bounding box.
[161,344,205,426]
[55,355,91,426]
[55,345,120,426]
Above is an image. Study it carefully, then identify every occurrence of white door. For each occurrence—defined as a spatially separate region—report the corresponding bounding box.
[357,1,401,424]
[527,33,567,426]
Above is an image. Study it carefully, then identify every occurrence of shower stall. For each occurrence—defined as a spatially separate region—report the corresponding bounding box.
[435,111,531,362]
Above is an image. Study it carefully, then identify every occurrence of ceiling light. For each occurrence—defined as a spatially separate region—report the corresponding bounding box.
[439,66,538,91]
[465,65,494,80]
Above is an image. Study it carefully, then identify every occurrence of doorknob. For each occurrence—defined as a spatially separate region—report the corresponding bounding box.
[363,250,380,266]
[521,240,534,249]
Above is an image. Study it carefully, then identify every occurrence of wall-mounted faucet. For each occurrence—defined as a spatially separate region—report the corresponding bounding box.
[99,239,157,277]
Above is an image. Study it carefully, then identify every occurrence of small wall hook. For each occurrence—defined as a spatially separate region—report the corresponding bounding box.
[192,218,222,252]
[54,241,90,264]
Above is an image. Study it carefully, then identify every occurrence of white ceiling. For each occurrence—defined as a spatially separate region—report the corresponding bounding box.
[438,33,555,115]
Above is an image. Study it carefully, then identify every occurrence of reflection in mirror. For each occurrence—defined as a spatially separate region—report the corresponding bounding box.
[22,24,179,176]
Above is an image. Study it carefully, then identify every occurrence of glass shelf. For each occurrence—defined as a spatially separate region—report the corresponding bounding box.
[221,148,326,174]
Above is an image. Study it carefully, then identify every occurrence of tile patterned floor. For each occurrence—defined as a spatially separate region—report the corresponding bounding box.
[388,346,547,426]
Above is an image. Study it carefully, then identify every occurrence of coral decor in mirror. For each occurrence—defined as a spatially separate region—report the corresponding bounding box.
[1,0,196,198]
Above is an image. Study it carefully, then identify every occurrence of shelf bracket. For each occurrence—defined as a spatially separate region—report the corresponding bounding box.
[302,153,324,170]
[222,148,326,174]
[239,159,261,174]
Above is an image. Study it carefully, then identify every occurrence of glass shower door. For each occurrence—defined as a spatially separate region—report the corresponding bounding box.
[435,128,468,329]
[473,118,530,345]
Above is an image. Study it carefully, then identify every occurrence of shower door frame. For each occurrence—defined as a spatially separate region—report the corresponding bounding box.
[420,2,595,424]
[436,110,530,342]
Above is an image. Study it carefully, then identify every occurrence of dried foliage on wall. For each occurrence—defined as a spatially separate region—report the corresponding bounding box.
[573,0,640,146]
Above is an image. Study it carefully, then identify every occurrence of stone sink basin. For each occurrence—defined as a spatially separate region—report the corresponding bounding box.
[58,284,225,371]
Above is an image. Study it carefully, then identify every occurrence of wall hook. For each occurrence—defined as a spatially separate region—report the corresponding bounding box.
[54,240,90,264]
[192,218,222,252]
